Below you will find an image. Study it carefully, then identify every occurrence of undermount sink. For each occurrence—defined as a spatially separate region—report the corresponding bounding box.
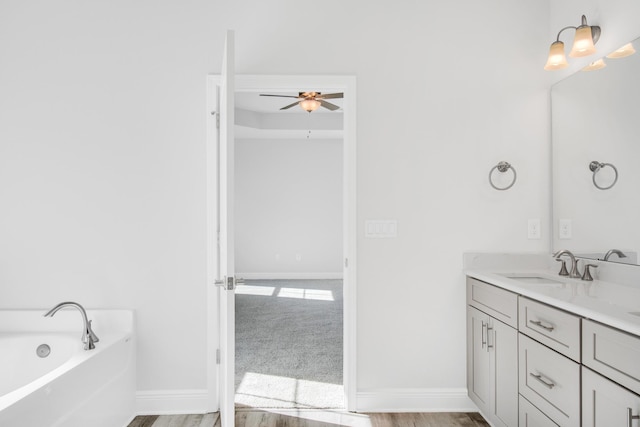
[499,274,567,287]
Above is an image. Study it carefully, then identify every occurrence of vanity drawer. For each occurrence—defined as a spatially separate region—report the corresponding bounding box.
[519,396,559,427]
[519,334,580,427]
[467,277,518,328]
[519,297,581,362]
[583,319,640,395]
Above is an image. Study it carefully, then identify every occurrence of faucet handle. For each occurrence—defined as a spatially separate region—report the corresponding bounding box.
[87,320,99,343]
[555,258,569,276]
[582,264,598,281]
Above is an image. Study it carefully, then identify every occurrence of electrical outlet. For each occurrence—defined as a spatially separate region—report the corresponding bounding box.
[559,219,572,239]
[528,219,541,239]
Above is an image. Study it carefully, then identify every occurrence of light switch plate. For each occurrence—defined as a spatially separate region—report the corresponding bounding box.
[365,220,398,238]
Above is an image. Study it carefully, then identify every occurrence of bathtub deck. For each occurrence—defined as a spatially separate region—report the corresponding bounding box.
[129,411,489,426]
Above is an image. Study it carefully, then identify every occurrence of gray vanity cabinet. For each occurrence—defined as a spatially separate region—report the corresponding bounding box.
[582,320,640,426]
[467,278,519,427]
[582,367,640,427]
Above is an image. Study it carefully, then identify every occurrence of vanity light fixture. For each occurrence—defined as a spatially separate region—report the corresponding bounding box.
[583,58,607,71]
[544,15,601,70]
[606,42,636,59]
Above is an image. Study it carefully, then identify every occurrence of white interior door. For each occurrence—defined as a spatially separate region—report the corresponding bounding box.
[217,29,236,427]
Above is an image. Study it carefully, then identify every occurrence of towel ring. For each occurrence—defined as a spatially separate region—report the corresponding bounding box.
[589,161,618,190]
[489,161,517,191]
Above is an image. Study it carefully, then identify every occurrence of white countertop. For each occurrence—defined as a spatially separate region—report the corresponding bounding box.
[465,269,640,337]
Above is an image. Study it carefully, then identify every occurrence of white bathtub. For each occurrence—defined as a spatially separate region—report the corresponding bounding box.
[0,309,135,427]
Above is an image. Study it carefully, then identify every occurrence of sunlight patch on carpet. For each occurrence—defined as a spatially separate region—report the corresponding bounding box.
[236,372,344,408]
[235,285,335,301]
[235,285,276,296]
[277,287,335,301]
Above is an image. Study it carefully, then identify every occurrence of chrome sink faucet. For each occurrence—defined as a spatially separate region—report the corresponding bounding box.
[604,249,627,261]
[44,301,99,350]
[553,250,581,279]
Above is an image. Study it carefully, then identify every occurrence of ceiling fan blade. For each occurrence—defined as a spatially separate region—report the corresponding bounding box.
[260,94,300,99]
[319,100,340,111]
[316,92,344,100]
[280,101,301,110]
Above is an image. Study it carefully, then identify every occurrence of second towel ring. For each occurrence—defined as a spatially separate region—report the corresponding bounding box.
[489,161,517,191]
[589,161,618,190]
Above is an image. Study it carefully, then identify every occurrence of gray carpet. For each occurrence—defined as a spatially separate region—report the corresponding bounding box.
[235,279,344,409]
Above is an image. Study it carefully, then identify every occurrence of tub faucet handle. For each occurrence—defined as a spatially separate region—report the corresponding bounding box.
[83,320,99,350]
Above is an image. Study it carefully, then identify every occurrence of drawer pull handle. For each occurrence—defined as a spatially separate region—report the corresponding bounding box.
[530,319,555,332]
[530,373,555,389]
[628,408,640,427]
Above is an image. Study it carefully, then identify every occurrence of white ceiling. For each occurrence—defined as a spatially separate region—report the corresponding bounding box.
[234,91,344,140]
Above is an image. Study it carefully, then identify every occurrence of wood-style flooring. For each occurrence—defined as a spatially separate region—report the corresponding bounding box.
[128,410,489,427]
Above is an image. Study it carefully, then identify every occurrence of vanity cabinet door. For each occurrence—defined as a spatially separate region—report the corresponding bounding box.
[491,317,519,427]
[468,306,492,411]
[582,366,640,427]
[467,306,518,427]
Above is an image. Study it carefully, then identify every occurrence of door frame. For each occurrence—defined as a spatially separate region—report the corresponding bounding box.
[206,74,358,412]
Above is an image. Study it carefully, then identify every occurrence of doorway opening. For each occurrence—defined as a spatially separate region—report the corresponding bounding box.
[233,92,345,407]
[206,75,357,414]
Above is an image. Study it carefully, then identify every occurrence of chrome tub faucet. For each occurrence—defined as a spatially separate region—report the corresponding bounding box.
[44,301,99,350]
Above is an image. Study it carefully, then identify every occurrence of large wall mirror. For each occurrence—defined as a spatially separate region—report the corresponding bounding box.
[552,36,640,265]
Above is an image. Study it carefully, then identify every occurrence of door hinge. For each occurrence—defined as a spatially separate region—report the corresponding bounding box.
[216,348,220,364]
[344,257,349,268]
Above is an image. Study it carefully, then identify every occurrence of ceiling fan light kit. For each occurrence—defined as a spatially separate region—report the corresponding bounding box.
[259,91,344,113]
[300,98,321,112]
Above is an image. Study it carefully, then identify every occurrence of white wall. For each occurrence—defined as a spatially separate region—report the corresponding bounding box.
[235,139,343,278]
[0,0,602,412]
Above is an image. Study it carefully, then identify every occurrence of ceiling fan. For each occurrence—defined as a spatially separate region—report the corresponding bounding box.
[259,91,343,112]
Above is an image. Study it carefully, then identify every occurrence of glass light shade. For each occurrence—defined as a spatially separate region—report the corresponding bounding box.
[544,41,569,70]
[569,26,597,57]
[300,99,321,112]
[606,43,636,59]
[582,58,606,71]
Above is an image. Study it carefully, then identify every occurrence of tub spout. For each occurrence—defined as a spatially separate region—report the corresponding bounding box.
[44,302,99,350]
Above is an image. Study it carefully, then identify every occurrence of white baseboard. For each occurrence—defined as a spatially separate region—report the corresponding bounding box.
[136,389,213,415]
[237,272,343,280]
[355,388,476,413]
[136,388,475,415]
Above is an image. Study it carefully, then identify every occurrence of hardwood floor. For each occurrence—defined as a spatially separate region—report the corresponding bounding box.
[129,410,489,427]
